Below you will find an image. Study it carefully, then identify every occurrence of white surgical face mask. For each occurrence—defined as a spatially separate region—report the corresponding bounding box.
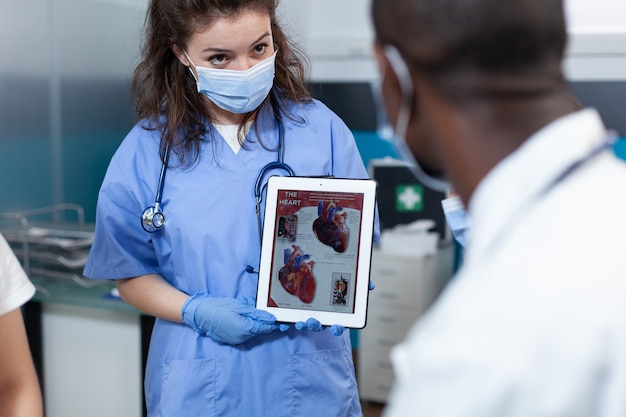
[381,45,450,193]
[441,195,469,247]
[184,51,277,114]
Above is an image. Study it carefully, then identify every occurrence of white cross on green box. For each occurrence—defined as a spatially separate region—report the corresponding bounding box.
[395,184,424,212]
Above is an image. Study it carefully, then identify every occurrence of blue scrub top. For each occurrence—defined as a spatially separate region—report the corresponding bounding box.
[84,99,373,417]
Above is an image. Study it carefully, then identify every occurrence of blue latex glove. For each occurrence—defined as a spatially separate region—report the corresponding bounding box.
[239,296,291,332]
[294,318,346,336]
[182,291,278,345]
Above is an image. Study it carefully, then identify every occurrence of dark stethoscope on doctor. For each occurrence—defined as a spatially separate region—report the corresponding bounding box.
[141,118,295,244]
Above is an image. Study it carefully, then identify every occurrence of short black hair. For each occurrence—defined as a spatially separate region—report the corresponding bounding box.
[372,0,567,82]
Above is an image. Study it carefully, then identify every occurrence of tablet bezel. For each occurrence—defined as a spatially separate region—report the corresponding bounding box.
[256,176,377,328]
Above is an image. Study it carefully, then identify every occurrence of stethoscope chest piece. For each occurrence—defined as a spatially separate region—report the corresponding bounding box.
[142,205,165,233]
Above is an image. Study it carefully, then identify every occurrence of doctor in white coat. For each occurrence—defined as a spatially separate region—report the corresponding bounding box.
[370,0,626,415]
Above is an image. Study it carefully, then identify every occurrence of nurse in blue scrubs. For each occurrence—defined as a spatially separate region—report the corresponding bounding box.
[83,1,372,416]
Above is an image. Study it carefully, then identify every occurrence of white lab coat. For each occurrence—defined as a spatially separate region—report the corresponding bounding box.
[384,109,626,417]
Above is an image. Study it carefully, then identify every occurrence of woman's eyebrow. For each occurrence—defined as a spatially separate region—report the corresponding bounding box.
[249,32,271,47]
[201,46,230,53]
[200,33,271,54]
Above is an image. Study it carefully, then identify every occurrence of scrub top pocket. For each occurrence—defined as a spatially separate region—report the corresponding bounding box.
[290,347,360,417]
[160,358,216,417]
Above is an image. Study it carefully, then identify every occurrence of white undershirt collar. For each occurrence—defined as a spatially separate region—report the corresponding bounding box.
[213,121,252,154]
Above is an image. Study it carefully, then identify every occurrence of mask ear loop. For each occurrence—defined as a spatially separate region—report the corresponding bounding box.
[182,50,199,82]
[383,45,450,193]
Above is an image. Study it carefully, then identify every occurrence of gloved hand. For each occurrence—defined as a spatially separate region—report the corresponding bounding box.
[290,281,376,336]
[182,291,279,345]
[294,318,346,336]
[239,296,291,332]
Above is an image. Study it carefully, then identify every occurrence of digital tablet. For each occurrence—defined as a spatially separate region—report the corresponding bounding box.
[256,176,377,328]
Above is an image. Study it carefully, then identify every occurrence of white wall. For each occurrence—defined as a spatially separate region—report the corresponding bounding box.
[277,0,377,81]
[0,0,145,79]
[564,0,626,80]
[565,0,626,34]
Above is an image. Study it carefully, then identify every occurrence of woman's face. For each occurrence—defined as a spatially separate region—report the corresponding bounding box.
[173,10,274,122]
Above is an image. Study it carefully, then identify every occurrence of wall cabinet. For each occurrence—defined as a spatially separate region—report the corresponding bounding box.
[24,278,153,417]
[41,303,143,417]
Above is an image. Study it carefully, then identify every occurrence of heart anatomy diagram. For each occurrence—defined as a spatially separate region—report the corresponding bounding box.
[312,201,349,253]
[278,245,316,304]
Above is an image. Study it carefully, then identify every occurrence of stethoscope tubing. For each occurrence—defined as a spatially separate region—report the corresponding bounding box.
[154,145,170,207]
[540,131,617,196]
[254,119,295,242]
[141,118,295,236]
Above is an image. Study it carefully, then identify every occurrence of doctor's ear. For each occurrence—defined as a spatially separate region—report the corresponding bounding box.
[381,45,414,107]
[373,43,409,129]
[171,44,192,67]
[373,43,397,92]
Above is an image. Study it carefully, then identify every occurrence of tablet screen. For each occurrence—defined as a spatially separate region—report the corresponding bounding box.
[256,176,377,328]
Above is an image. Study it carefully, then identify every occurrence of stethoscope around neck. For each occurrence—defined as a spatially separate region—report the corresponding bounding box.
[141,144,170,233]
[141,118,295,235]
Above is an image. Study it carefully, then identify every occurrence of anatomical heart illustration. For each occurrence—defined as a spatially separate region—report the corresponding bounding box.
[312,201,349,253]
[278,245,316,303]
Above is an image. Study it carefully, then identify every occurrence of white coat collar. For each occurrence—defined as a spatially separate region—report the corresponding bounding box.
[465,108,608,260]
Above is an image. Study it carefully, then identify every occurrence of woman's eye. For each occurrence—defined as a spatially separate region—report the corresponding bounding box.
[208,54,227,65]
[253,44,268,55]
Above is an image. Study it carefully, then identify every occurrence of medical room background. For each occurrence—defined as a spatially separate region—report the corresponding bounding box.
[1,1,625,417]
